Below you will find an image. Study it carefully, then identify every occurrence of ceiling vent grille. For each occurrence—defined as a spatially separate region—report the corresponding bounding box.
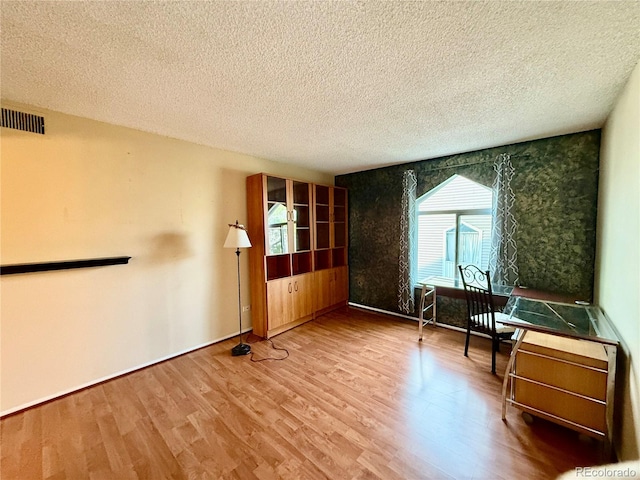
[1,108,45,134]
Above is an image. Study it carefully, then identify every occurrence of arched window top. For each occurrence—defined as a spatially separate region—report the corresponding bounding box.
[268,202,288,226]
[418,175,492,212]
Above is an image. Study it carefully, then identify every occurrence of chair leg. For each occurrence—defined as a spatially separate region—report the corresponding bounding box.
[464,326,471,357]
[491,337,497,374]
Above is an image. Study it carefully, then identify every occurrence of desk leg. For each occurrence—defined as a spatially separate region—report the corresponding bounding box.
[418,285,436,341]
[418,285,426,341]
[432,286,437,327]
[501,328,527,421]
[604,344,617,461]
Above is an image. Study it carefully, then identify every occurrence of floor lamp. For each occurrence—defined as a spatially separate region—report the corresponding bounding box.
[224,220,252,356]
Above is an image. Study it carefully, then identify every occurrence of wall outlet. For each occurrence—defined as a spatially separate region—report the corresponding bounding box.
[242,305,251,312]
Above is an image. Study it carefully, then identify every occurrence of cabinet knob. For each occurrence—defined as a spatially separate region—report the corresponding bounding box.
[294,281,299,291]
[288,283,292,293]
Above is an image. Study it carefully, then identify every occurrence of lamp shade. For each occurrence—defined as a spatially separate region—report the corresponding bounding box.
[224,222,252,249]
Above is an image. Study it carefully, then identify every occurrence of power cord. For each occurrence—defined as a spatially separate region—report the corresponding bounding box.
[245,334,290,362]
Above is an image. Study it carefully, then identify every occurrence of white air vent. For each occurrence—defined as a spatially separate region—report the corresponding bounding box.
[1,108,45,134]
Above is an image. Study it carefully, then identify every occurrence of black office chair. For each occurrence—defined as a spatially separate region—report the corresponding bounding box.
[458,264,515,374]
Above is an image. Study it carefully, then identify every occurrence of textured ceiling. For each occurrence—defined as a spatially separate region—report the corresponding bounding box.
[2,1,639,175]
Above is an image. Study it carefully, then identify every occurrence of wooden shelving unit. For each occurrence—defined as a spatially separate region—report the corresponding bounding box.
[247,174,348,338]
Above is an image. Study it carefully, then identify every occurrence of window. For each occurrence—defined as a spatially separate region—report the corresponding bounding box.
[416,175,492,281]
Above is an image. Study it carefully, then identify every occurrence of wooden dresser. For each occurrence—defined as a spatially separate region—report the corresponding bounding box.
[512,331,609,435]
[500,296,618,457]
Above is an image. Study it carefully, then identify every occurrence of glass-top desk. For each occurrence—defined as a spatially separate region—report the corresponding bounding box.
[501,296,618,345]
[416,276,512,340]
[499,296,619,457]
[419,276,513,297]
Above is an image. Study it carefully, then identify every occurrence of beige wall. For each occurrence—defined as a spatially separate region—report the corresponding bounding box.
[0,102,332,414]
[596,60,640,460]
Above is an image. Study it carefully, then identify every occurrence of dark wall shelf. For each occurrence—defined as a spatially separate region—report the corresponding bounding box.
[0,256,131,275]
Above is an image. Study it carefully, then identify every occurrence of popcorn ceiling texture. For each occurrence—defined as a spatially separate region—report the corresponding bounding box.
[1,1,639,174]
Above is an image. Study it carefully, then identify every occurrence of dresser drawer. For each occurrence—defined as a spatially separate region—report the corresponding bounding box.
[513,331,610,435]
[514,378,606,433]
[515,349,607,400]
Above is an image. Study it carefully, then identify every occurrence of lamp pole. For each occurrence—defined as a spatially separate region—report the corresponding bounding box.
[225,220,252,356]
[231,246,250,356]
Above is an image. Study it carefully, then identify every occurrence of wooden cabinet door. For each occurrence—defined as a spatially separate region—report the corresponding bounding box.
[291,181,312,254]
[291,273,314,320]
[315,267,348,313]
[265,176,312,256]
[267,275,314,333]
[332,266,349,305]
[266,278,292,330]
[265,176,290,256]
[315,269,333,311]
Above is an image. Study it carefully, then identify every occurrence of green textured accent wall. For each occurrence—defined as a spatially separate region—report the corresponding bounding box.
[336,131,601,322]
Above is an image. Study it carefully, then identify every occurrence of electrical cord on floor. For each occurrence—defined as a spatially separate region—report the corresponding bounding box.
[245,334,290,362]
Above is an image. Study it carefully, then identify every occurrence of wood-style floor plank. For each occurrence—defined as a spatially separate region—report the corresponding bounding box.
[1,307,607,479]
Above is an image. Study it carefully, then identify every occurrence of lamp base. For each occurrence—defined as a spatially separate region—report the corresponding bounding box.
[231,343,251,356]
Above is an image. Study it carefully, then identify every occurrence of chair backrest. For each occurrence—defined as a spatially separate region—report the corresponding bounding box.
[458,264,496,334]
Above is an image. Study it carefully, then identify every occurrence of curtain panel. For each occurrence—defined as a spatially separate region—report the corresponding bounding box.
[489,153,519,286]
[398,170,417,313]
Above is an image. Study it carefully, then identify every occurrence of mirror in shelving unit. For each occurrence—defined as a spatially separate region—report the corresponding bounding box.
[267,202,288,255]
[266,176,289,256]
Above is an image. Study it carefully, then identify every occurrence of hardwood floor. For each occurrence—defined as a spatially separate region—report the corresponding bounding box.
[1,307,607,479]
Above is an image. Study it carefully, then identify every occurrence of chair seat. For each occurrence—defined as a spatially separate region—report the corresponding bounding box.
[458,264,516,374]
[496,312,517,334]
[470,311,516,334]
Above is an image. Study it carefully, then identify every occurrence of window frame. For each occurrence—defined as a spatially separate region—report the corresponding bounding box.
[415,178,493,283]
